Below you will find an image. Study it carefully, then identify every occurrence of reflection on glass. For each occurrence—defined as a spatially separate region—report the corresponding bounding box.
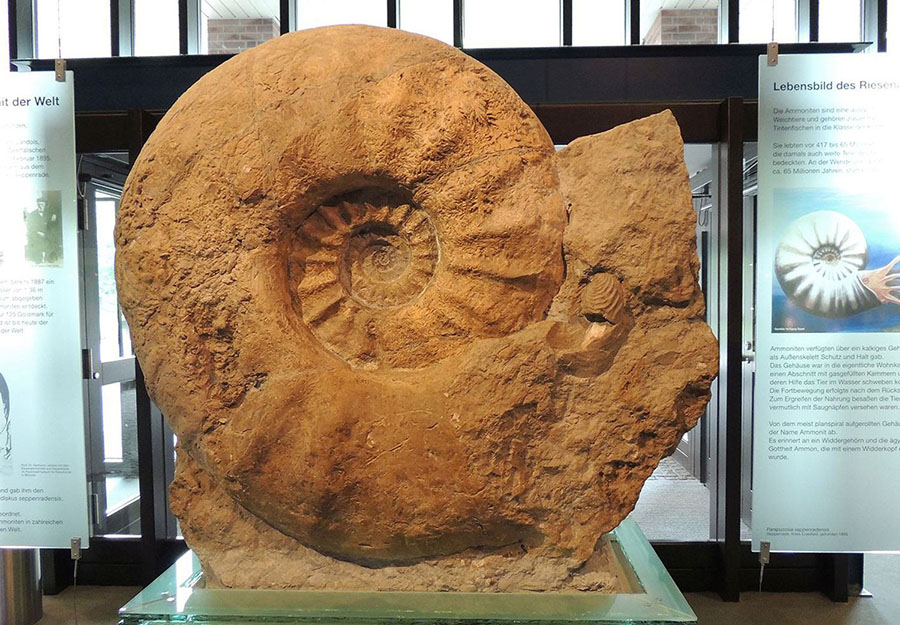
[102,383,124,462]
[96,192,132,361]
[739,0,798,43]
[631,144,721,542]
[104,380,137,472]
[399,0,453,45]
[464,0,560,48]
[104,474,139,516]
[102,470,140,535]
[201,0,280,54]
[173,433,183,538]
[818,0,861,42]
[100,379,140,535]
[641,0,719,45]
[134,0,179,55]
[100,379,139,535]
[573,0,626,46]
[35,0,111,58]
[296,0,387,30]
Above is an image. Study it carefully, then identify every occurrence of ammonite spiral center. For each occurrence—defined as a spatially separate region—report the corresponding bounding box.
[813,244,842,265]
[291,188,440,367]
[343,224,414,296]
[338,213,437,309]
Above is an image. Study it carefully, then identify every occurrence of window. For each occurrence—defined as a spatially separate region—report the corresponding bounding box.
[399,0,454,45]
[297,0,387,30]
[739,0,798,43]
[35,0,111,58]
[573,0,626,46]
[464,0,560,48]
[134,0,180,56]
[641,0,720,45]
[201,0,280,55]
[818,0,862,42]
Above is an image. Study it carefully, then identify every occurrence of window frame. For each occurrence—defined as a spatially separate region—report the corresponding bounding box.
[7,0,882,60]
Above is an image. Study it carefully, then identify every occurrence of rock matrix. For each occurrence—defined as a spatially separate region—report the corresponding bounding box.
[115,25,718,591]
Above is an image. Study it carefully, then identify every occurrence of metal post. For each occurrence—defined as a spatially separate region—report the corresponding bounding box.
[452,0,462,48]
[112,0,134,57]
[0,550,41,625]
[626,0,640,44]
[862,0,887,52]
[386,0,397,28]
[716,96,744,602]
[279,0,292,35]
[720,0,739,43]
[178,0,199,55]
[561,0,572,46]
[11,0,35,59]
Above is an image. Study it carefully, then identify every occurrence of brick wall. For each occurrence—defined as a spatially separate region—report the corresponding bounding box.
[644,9,718,45]
[207,18,280,54]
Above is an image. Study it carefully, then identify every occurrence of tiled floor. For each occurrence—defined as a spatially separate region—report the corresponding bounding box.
[631,458,752,542]
[689,553,900,624]
[649,457,696,480]
[37,585,139,625]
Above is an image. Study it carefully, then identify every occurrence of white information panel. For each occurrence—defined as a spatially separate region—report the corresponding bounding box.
[755,54,900,552]
[0,71,90,548]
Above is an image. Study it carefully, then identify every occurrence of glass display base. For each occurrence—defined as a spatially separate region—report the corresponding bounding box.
[118,518,695,624]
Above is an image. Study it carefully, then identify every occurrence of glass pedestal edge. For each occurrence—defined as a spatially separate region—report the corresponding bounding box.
[118,518,695,624]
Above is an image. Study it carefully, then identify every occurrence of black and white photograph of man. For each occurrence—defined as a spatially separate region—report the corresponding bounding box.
[23,191,63,266]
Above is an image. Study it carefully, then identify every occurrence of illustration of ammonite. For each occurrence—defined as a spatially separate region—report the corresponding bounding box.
[775,210,900,318]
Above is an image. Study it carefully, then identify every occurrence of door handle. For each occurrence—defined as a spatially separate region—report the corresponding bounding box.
[742,341,755,362]
[81,348,100,380]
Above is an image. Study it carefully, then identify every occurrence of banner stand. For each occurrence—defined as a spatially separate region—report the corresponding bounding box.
[0,68,86,623]
[754,53,900,553]
[0,549,41,625]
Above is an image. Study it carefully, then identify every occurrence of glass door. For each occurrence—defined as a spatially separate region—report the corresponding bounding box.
[741,143,759,532]
[80,156,140,536]
[628,143,716,542]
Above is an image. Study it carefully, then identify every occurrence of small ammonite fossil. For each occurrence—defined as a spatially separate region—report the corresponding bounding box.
[580,272,628,325]
[775,210,900,318]
[545,272,632,376]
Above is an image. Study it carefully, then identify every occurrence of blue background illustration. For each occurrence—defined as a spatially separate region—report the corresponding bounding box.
[771,188,900,333]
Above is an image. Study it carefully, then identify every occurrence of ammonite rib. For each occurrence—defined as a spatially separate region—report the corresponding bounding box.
[580,273,627,325]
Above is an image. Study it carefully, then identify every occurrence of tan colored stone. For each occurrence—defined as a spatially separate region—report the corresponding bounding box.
[172,451,625,591]
[116,25,717,590]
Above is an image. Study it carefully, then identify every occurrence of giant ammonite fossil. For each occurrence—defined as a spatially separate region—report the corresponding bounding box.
[775,210,900,318]
[116,25,718,589]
